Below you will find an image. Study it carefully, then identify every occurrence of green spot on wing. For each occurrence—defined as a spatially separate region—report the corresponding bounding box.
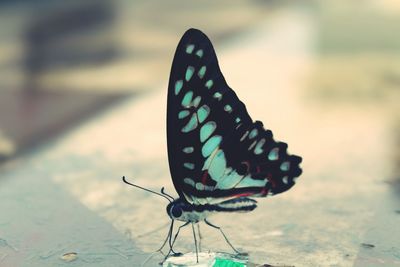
[235,117,241,123]
[182,147,194,153]
[185,66,194,81]
[200,121,216,142]
[249,129,258,139]
[178,110,190,119]
[236,175,267,188]
[268,148,279,161]
[202,135,222,157]
[224,105,232,113]
[181,113,198,133]
[186,44,195,54]
[208,149,226,180]
[205,80,213,89]
[174,80,183,95]
[184,162,195,170]
[197,105,210,123]
[213,92,222,100]
[198,66,206,79]
[181,91,193,107]
[192,96,201,108]
[254,138,265,155]
[195,49,203,57]
[280,161,290,171]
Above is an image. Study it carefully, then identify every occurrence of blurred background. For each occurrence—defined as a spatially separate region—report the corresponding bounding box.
[0,0,399,266]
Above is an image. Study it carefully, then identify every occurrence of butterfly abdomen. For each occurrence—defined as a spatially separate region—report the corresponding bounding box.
[180,199,257,222]
[188,197,257,215]
[213,197,257,213]
[169,197,258,222]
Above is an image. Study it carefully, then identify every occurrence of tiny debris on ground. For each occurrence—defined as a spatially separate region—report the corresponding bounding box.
[361,243,375,249]
[60,252,78,262]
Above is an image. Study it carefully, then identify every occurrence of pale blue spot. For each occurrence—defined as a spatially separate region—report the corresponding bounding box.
[200,121,216,142]
[197,105,210,123]
[236,175,268,188]
[248,140,257,150]
[185,66,195,81]
[282,176,289,184]
[196,183,205,190]
[240,131,249,142]
[174,80,183,95]
[178,110,190,119]
[182,147,194,153]
[192,96,201,108]
[196,49,203,57]
[201,135,222,157]
[203,153,214,170]
[205,80,213,89]
[204,185,214,191]
[280,161,290,171]
[213,92,222,100]
[215,167,242,189]
[184,178,195,186]
[191,196,205,205]
[181,113,198,133]
[249,129,258,139]
[268,148,279,161]
[181,91,193,107]
[198,66,206,79]
[184,162,195,170]
[186,44,195,54]
[235,117,241,123]
[254,138,265,155]
[208,150,227,181]
[224,105,232,113]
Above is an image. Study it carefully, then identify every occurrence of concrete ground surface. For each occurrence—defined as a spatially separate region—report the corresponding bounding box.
[1,4,400,267]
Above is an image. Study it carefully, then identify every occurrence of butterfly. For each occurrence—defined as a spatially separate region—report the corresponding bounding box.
[123,28,302,264]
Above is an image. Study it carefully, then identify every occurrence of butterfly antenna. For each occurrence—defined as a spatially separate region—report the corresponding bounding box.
[160,187,174,202]
[122,176,172,203]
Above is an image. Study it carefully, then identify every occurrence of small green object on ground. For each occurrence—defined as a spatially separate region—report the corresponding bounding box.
[213,258,245,267]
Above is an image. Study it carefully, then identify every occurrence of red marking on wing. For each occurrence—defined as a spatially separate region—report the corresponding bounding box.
[259,188,269,196]
[256,166,261,173]
[266,173,277,187]
[231,192,254,198]
[201,171,208,185]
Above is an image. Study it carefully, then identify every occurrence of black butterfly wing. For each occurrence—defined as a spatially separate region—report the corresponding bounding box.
[167,28,302,205]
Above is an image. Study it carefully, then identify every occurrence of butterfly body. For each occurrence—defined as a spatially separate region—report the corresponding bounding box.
[167,197,258,223]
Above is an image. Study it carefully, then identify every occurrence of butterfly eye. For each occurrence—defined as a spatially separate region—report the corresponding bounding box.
[171,205,182,218]
[237,161,250,175]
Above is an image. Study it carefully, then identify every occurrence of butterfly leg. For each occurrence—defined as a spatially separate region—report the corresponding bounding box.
[191,223,199,263]
[197,223,202,252]
[161,221,190,264]
[168,220,182,255]
[170,221,190,251]
[204,219,241,254]
[156,219,174,253]
[141,220,174,267]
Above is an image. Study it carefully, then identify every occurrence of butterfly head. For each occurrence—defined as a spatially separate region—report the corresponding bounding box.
[166,198,186,221]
